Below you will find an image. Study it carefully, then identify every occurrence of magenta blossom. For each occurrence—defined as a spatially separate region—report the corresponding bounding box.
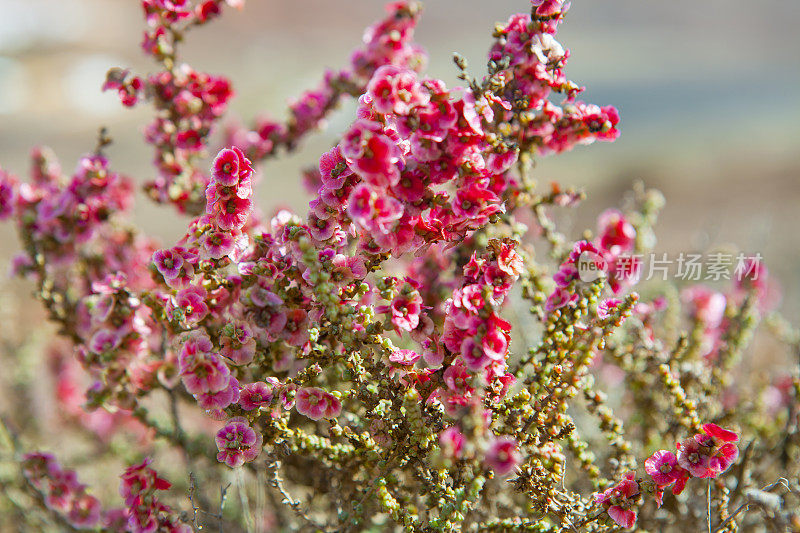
[195,376,240,409]
[220,321,257,365]
[211,146,250,187]
[388,291,423,332]
[67,492,102,528]
[597,297,622,319]
[199,228,239,259]
[645,450,683,486]
[677,423,739,479]
[119,458,171,507]
[484,436,520,476]
[366,65,429,115]
[174,286,209,324]
[595,472,639,529]
[596,209,636,255]
[239,381,274,411]
[179,345,230,394]
[295,387,342,420]
[215,417,263,468]
[388,348,421,366]
[439,426,464,459]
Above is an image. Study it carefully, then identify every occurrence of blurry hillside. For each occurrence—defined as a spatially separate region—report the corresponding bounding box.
[1,0,798,316]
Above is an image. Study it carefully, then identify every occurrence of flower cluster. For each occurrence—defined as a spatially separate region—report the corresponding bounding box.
[231,1,426,162]
[102,2,244,213]
[547,208,640,313]
[204,146,253,237]
[0,149,161,410]
[594,423,739,529]
[295,387,342,420]
[487,4,619,156]
[119,458,189,533]
[674,423,739,480]
[441,241,522,402]
[21,453,103,529]
[139,65,234,212]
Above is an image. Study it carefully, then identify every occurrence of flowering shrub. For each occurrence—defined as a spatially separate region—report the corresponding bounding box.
[0,1,799,531]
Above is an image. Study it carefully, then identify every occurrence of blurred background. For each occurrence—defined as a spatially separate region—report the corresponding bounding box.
[1,0,798,315]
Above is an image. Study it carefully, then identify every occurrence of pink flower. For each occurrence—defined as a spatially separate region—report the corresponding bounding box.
[482,326,509,361]
[179,343,230,394]
[211,195,252,230]
[366,65,429,115]
[21,453,58,488]
[596,209,636,255]
[682,285,726,329]
[439,426,464,459]
[199,229,238,259]
[597,298,622,319]
[195,376,240,409]
[553,263,578,287]
[545,287,576,312]
[608,504,637,529]
[174,286,209,324]
[220,321,256,365]
[331,254,367,282]
[195,1,222,22]
[347,183,376,223]
[595,472,639,529]
[282,309,310,347]
[496,242,524,277]
[347,183,404,235]
[0,171,17,220]
[452,284,486,313]
[485,436,520,476]
[239,381,274,411]
[697,423,739,475]
[532,0,568,18]
[452,184,501,222]
[388,349,421,366]
[677,423,739,479]
[318,147,352,189]
[119,458,171,507]
[89,328,122,354]
[215,418,263,467]
[127,506,158,533]
[644,450,684,486]
[152,246,197,288]
[152,248,186,280]
[567,240,601,264]
[422,342,444,368]
[460,337,491,372]
[295,387,341,420]
[176,129,203,151]
[388,291,422,332]
[211,147,251,187]
[340,120,402,186]
[308,212,338,241]
[44,469,80,511]
[443,363,472,395]
[68,492,102,528]
[676,437,713,478]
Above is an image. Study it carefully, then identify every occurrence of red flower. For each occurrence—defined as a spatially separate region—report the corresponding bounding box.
[485,436,520,476]
[595,472,639,529]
